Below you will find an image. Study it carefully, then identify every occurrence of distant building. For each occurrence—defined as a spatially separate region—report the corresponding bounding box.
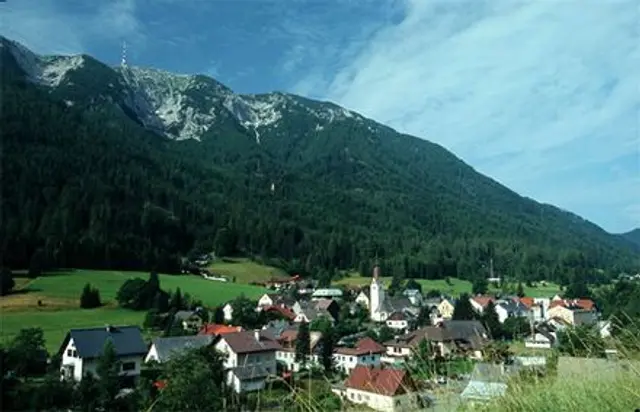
[145,335,214,363]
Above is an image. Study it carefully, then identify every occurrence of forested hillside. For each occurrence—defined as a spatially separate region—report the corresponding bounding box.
[1,37,638,286]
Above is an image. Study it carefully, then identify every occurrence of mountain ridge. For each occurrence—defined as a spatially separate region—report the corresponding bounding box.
[1,35,637,282]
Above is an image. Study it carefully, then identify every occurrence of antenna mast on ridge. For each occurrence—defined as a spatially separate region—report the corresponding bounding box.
[121,41,127,67]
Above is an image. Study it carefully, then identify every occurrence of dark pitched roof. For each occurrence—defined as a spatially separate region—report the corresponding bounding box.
[345,365,416,396]
[382,297,413,313]
[173,310,198,321]
[151,335,214,362]
[221,331,281,354]
[335,337,386,356]
[314,299,337,311]
[387,311,408,321]
[60,326,146,359]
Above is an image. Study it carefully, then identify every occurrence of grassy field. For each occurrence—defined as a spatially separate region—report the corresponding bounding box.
[0,269,268,352]
[334,276,561,298]
[207,257,289,284]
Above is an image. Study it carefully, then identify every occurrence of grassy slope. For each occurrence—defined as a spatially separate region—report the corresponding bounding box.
[334,276,561,298]
[0,269,268,352]
[206,258,289,284]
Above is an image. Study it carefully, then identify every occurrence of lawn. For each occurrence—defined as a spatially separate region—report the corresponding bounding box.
[0,307,146,352]
[334,276,561,298]
[206,257,288,284]
[0,269,268,353]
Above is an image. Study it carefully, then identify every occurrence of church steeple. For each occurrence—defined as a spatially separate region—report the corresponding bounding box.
[370,265,385,322]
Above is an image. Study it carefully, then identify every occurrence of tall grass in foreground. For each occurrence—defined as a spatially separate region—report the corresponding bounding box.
[466,315,640,412]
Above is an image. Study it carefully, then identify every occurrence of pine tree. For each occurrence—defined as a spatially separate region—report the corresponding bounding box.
[452,293,476,320]
[320,327,334,374]
[80,283,101,309]
[516,282,525,298]
[295,322,311,367]
[482,301,503,339]
[96,340,121,411]
[170,288,183,311]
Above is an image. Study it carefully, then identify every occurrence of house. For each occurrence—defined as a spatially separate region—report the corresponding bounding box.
[199,323,244,336]
[385,311,412,332]
[262,305,296,321]
[314,298,340,320]
[173,310,204,332]
[59,325,147,383]
[145,335,214,363]
[369,266,418,322]
[437,298,455,320]
[355,289,370,309]
[494,299,528,323]
[275,328,323,372]
[311,288,344,300]
[382,321,489,363]
[257,293,295,310]
[292,300,337,323]
[332,365,420,412]
[460,363,520,406]
[333,337,386,375]
[261,319,294,340]
[524,329,557,349]
[547,299,598,326]
[214,330,282,393]
[470,296,495,314]
[223,303,234,322]
[402,289,423,306]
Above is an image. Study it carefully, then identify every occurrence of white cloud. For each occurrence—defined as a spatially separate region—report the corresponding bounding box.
[293,0,640,232]
[1,0,145,56]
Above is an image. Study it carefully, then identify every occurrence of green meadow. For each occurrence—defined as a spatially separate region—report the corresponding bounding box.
[0,269,268,352]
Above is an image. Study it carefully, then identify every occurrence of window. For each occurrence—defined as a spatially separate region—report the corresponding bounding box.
[350,357,354,362]
[357,394,362,401]
[67,349,73,357]
[122,362,136,372]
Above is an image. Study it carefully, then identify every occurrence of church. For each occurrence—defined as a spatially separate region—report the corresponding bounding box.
[369,265,416,322]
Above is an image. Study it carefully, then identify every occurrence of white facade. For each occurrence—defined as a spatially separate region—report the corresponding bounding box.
[214,334,277,393]
[355,291,370,309]
[223,303,234,322]
[383,345,412,363]
[145,345,160,363]
[257,294,276,308]
[370,267,387,322]
[61,338,142,382]
[495,305,509,324]
[276,350,319,372]
[333,352,381,375]
[524,333,556,349]
[333,387,419,412]
[386,318,409,331]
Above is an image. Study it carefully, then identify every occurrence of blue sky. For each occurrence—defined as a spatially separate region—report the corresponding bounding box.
[3,0,639,233]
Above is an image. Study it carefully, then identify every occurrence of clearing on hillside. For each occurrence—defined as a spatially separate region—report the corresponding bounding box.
[206,257,289,284]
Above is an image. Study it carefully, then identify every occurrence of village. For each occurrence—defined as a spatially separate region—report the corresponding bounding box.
[44,264,635,412]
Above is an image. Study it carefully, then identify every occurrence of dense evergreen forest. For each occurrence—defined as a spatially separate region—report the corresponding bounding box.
[1,37,638,286]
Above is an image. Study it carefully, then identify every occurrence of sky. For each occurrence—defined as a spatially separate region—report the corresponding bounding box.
[3,0,639,233]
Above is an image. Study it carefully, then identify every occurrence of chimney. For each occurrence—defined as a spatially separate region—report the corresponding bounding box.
[254,330,261,341]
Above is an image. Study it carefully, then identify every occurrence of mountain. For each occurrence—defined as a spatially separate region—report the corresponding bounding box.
[621,229,640,248]
[1,36,638,282]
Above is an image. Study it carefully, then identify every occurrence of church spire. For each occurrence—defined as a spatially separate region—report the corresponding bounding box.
[373,265,381,280]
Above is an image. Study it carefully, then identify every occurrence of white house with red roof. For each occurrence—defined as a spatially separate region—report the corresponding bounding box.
[275,329,323,372]
[333,337,386,375]
[547,299,597,326]
[469,296,495,314]
[214,330,281,393]
[332,365,421,412]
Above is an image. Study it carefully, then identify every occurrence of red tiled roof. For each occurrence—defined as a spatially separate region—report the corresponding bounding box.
[153,380,167,390]
[263,305,296,320]
[549,299,595,311]
[335,337,386,355]
[198,324,243,336]
[345,365,415,396]
[472,296,495,308]
[519,297,535,309]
